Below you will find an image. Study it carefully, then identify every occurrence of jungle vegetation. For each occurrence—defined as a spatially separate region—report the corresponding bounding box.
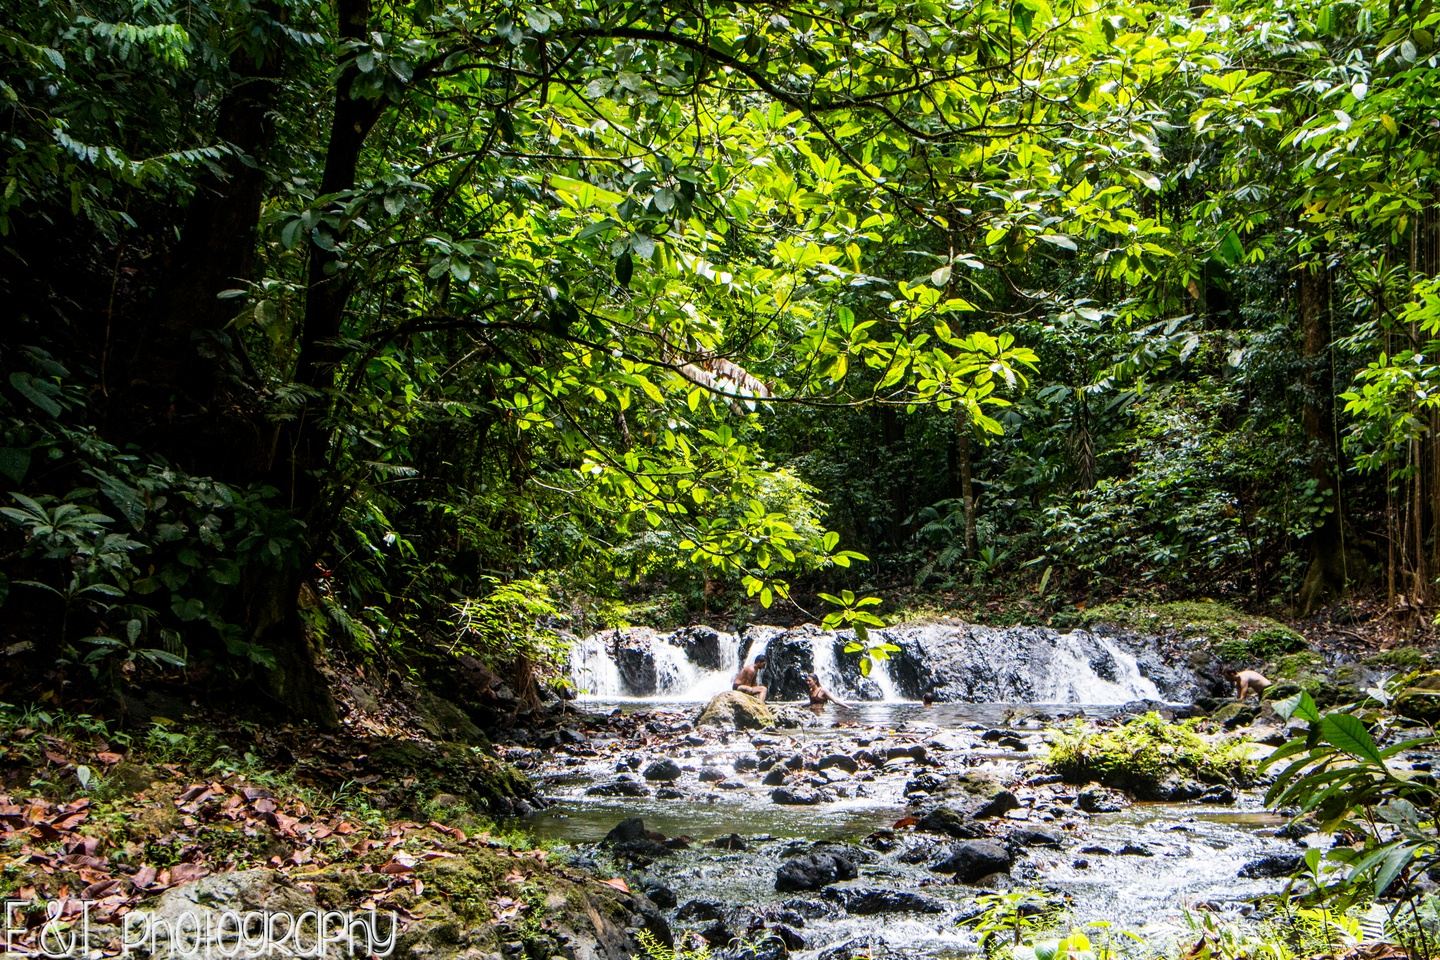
[3,0,1440,716]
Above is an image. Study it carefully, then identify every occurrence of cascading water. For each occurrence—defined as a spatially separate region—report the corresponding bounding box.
[567,622,1194,704]
[568,634,624,697]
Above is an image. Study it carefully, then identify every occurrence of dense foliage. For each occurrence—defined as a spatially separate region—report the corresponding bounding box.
[3,0,1440,711]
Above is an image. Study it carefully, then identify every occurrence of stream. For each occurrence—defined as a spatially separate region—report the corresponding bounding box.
[514,626,1306,960]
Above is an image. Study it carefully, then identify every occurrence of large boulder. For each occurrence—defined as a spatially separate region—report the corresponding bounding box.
[670,626,738,672]
[775,851,859,892]
[930,841,1014,882]
[874,623,1195,703]
[759,627,883,702]
[698,691,776,730]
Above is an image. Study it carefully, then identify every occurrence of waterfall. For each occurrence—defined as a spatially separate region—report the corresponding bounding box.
[568,634,623,697]
[566,622,1194,704]
[869,653,902,701]
[1037,632,1161,703]
[810,633,849,697]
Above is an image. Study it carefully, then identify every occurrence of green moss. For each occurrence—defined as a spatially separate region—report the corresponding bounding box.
[1271,651,1324,681]
[1081,601,1306,667]
[1364,647,1433,671]
[1045,712,1255,797]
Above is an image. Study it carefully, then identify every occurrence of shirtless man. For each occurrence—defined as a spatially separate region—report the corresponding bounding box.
[805,673,850,711]
[733,655,768,701]
[1229,668,1273,701]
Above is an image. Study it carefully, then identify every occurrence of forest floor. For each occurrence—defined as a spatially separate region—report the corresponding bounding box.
[0,696,661,959]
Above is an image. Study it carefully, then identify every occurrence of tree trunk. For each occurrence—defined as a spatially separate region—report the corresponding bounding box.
[237,0,382,727]
[1296,257,1348,613]
[955,409,979,560]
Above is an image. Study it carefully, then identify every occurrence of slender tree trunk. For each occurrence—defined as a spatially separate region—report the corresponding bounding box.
[1297,256,1348,613]
[955,409,978,559]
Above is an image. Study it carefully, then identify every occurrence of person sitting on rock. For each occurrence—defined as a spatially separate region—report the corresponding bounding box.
[805,673,850,711]
[733,655,768,700]
[1230,667,1273,701]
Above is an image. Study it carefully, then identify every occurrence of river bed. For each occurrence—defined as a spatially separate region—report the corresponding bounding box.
[516,699,1303,960]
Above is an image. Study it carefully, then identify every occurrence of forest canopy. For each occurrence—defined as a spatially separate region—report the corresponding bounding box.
[2,0,1439,718]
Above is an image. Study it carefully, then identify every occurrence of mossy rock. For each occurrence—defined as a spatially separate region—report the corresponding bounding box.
[1365,648,1434,672]
[1209,702,1257,729]
[1045,712,1255,798]
[1080,601,1304,664]
[696,691,775,730]
[1393,671,1440,724]
[406,845,672,959]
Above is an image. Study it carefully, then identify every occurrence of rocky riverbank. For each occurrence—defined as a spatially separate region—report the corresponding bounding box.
[504,695,1308,960]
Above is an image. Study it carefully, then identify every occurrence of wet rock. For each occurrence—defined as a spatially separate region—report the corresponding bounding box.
[1154,778,1206,802]
[587,779,650,798]
[863,829,898,852]
[655,787,685,800]
[676,899,728,923]
[698,691,776,730]
[818,754,859,774]
[774,706,822,728]
[1211,702,1258,729]
[769,924,807,950]
[822,887,945,915]
[1198,785,1237,804]
[699,921,734,946]
[643,759,682,781]
[602,817,671,858]
[717,936,787,960]
[671,626,736,672]
[735,756,760,773]
[771,786,827,805]
[930,840,1014,882]
[711,833,748,851]
[1007,828,1064,849]
[774,851,858,892]
[763,768,789,786]
[819,937,887,960]
[1118,843,1153,857]
[643,881,677,909]
[885,744,928,763]
[717,779,746,790]
[915,806,985,839]
[778,898,841,920]
[1239,853,1304,879]
[699,766,728,782]
[1076,787,1130,813]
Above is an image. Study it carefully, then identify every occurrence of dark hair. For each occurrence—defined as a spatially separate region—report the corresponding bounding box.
[755,655,768,664]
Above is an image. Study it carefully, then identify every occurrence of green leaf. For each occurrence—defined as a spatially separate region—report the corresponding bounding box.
[8,373,61,417]
[1319,713,1385,767]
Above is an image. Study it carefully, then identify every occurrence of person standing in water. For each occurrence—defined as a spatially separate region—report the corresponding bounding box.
[733,655,768,700]
[805,673,850,711]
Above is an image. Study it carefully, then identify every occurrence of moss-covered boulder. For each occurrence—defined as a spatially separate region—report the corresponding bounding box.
[697,691,776,730]
[1394,671,1440,724]
[1045,712,1255,799]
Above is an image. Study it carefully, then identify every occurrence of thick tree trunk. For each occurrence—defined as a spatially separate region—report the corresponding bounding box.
[235,0,381,727]
[1296,257,1348,613]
